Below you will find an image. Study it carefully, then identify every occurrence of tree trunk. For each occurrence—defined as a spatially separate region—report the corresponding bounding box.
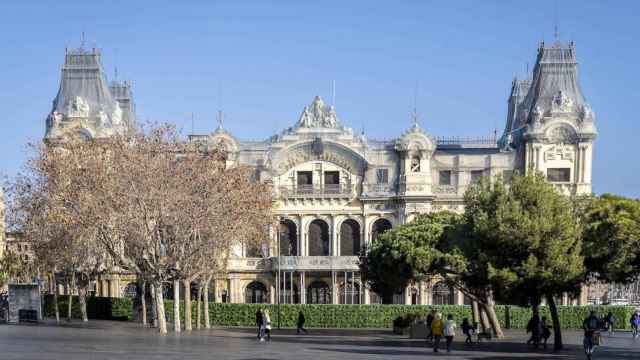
[547,294,563,350]
[140,280,147,326]
[479,304,490,333]
[183,280,192,331]
[481,299,504,338]
[203,278,210,329]
[150,283,158,328]
[78,283,88,322]
[153,282,167,334]
[52,272,60,324]
[471,300,480,328]
[173,280,181,332]
[67,274,74,321]
[196,283,202,330]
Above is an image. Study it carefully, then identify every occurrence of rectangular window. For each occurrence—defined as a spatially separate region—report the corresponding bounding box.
[376,168,389,184]
[297,171,313,185]
[324,171,340,185]
[547,168,571,182]
[470,170,484,183]
[439,170,452,185]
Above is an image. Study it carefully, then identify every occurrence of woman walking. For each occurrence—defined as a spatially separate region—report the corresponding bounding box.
[431,313,444,353]
[263,309,272,341]
[443,314,457,352]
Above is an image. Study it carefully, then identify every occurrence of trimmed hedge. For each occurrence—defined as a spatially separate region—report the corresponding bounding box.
[43,295,133,320]
[164,302,635,330]
[43,295,635,330]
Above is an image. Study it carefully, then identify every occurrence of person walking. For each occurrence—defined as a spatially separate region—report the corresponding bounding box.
[255,308,263,340]
[297,310,308,334]
[431,312,444,353]
[583,310,600,360]
[443,314,457,353]
[461,318,473,344]
[263,309,272,341]
[631,311,640,338]
[604,312,616,336]
[540,316,552,349]
[425,310,435,343]
[526,312,541,349]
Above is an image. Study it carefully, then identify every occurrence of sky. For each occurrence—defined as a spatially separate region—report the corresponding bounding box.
[0,0,638,197]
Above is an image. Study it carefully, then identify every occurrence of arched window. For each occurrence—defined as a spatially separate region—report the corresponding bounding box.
[432,281,454,305]
[339,281,361,304]
[245,281,268,304]
[308,219,330,256]
[279,219,298,256]
[340,219,361,256]
[307,281,331,304]
[371,218,392,242]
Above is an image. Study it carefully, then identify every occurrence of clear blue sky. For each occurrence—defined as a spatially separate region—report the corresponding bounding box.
[0,1,638,197]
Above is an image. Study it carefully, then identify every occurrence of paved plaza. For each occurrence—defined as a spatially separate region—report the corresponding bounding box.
[1,321,640,360]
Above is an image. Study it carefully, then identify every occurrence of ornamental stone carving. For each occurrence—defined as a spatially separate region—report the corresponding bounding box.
[544,145,574,162]
[67,96,90,118]
[547,125,577,144]
[551,90,574,113]
[297,96,338,128]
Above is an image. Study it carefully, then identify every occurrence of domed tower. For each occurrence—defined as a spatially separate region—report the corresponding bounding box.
[509,41,597,195]
[45,46,135,140]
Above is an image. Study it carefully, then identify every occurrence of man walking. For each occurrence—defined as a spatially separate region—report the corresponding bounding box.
[583,311,600,360]
[256,308,263,340]
[297,311,308,334]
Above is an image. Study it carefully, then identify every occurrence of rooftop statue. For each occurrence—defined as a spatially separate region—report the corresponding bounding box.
[297,96,338,128]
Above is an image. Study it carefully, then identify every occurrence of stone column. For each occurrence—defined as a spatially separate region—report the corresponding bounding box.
[300,272,306,304]
[229,276,240,304]
[297,215,304,256]
[419,281,425,305]
[331,271,338,304]
[331,216,338,256]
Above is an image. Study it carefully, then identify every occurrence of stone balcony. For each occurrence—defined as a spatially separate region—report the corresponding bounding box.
[277,184,353,199]
[227,256,361,272]
[360,183,397,198]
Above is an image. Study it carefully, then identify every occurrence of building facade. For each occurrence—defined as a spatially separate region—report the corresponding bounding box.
[43,41,598,305]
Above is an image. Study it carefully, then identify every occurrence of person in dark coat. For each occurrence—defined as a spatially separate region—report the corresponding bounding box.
[297,311,308,334]
[461,317,473,344]
[526,312,541,348]
[540,316,552,349]
[256,308,263,339]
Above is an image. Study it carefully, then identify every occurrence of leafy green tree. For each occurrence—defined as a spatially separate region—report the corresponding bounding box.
[360,212,461,303]
[581,194,640,283]
[462,172,584,350]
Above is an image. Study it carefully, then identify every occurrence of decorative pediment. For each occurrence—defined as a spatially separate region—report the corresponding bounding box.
[551,90,575,114]
[297,96,338,128]
[395,124,435,152]
[546,125,578,144]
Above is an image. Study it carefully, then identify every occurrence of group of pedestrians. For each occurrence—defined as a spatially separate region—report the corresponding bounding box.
[424,311,458,353]
[525,311,552,349]
[255,309,308,342]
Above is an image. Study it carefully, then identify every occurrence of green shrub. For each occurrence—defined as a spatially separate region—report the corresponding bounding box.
[43,295,133,320]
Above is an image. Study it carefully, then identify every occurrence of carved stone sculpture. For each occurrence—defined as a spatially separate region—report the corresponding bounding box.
[67,96,90,118]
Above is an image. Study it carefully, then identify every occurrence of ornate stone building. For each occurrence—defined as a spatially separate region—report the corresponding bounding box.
[43,41,598,304]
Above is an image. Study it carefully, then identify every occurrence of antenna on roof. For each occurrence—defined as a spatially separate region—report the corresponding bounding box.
[217,110,224,130]
[80,31,85,49]
[189,112,195,135]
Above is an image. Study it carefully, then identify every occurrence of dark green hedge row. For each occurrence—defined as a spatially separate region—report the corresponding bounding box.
[43,295,635,330]
[43,295,133,320]
[164,302,636,330]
